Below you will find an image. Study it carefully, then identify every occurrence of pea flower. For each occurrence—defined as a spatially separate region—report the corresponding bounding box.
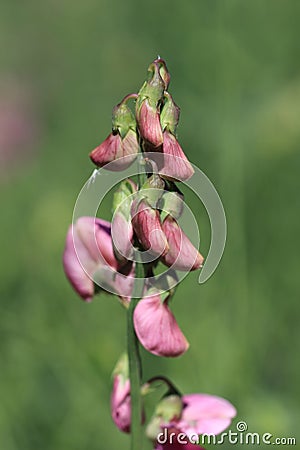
[90,99,139,171]
[62,216,133,302]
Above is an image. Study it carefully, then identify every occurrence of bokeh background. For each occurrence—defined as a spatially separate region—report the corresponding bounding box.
[0,0,299,449]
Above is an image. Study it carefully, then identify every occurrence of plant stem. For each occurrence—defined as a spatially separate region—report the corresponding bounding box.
[127,261,144,450]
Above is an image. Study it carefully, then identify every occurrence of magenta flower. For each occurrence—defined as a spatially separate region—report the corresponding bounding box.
[159,131,194,181]
[89,128,138,171]
[133,293,189,357]
[131,199,169,258]
[63,216,133,302]
[161,215,204,271]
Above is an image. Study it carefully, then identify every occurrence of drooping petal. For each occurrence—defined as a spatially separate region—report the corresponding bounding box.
[89,133,121,166]
[131,199,169,258]
[179,394,237,436]
[133,295,189,357]
[159,131,194,181]
[89,131,138,171]
[161,216,204,271]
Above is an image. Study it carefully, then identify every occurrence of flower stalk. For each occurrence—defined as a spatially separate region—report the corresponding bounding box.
[127,261,144,450]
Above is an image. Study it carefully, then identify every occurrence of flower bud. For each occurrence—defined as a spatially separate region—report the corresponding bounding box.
[136,61,165,147]
[111,353,131,433]
[160,216,204,271]
[140,173,165,208]
[159,191,184,220]
[90,101,138,170]
[146,394,183,440]
[133,291,189,357]
[131,198,169,257]
[160,92,180,135]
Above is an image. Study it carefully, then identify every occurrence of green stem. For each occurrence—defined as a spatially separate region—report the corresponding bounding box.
[127,261,144,450]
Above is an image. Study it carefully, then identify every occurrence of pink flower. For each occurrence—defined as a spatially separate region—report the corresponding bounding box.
[131,199,169,258]
[89,128,138,171]
[63,216,133,302]
[137,99,163,148]
[159,131,194,181]
[151,393,236,449]
[133,293,189,357]
[160,215,204,271]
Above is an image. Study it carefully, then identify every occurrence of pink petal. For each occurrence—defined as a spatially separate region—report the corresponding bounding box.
[161,216,204,271]
[89,133,121,166]
[133,295,189,357]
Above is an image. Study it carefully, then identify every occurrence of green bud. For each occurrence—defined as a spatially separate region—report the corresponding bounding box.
[160,92,180,134]
[159,190,184,220]
[136,61,165,112]
[112,102,136,139]
[112,179,137,220]
[146,394,183,440]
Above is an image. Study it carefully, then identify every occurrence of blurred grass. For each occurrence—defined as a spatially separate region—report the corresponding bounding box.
[0,0,299,448]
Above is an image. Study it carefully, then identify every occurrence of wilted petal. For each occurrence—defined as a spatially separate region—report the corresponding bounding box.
[133,295,189,357]
[159,131,194,181]
[179,394,237,436]
[131,199,169,257]
[137,99,163,148]
[161,216,204,271]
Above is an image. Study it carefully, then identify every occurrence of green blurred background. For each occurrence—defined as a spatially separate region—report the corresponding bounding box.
[0,0,299,448]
